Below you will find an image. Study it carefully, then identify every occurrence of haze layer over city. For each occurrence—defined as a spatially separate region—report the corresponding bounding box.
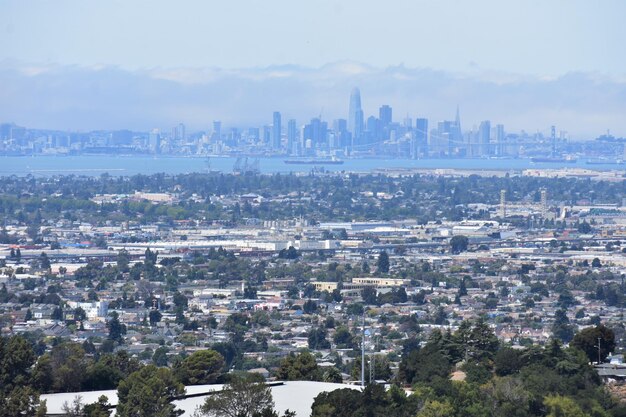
[2,2,626,417]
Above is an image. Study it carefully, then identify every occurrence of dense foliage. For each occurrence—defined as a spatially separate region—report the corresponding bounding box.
[1,172,624,229]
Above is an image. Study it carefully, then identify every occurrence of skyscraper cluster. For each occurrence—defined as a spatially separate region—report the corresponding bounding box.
[210,87,514,159]
[1,87,581,159]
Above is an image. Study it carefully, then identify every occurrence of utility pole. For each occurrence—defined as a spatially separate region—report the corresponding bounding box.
[361,313,365,387]
[370,353,374,384]
[598,337,602,365]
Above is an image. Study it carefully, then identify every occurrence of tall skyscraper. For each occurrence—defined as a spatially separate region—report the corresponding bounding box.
[348,88,364,147]
[212,121,221,143]
[262,125,271,145]
[333,119,349,149]
[453,106,463,144]
[379,105,392,132]
[479,120,491,156]
[414,118,428,157]
[247,127,260,142]
[287,119,296,155]
[436,120,456,156]
[496,124,505,156]
[272,111,282,149]
[303,117,327,147]
[378,105,392,141]
[366,116,379,144]
[149,129,161,153]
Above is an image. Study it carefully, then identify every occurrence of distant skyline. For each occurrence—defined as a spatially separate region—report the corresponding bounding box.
[1,0,625,138]
[0,62,625,139]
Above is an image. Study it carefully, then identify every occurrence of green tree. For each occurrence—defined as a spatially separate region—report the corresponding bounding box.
[243,285,257,299]
[322,367,343,383]
[117,249,131,272]
[333,326,354,348]
[417,400,454,417]
[450,235,469,253]
[544,395,586,417]
[83,351,141,391]
[494,347,523,376]
[62,396,86,417]
[0,386,47,417]
[278,246,299,260]
[350,355,392,381]
[198,374,282,417]
[482,376,531,417]
[361,287,378,305]
[83,395,112,417]
[107,311,126,343]
[577,221,592,234]
[174,350,224,385]
[0,335,36,391]
[308,327,331,350]
[302,300,317,314]
[74,307,87,324]
[570,324,615,364]
[275,352,322,381]
[454,318,500,360]
[552,309,575,343]
[116,365,184,417]
[152,346,170,367]
[376,251,390,274]
[311,388,365,417]
[144,248,158,265]
[398,346,451,385]
[39,252,51,270]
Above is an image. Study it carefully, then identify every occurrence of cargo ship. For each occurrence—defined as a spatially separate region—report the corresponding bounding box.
[530,157,578,163]
[284,157,344,165]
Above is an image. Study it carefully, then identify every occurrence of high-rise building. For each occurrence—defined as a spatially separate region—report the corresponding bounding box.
[333,119,349,148]
[414,118,428,158]
[348,88,364,147]
[262,126,271,145]
[171,123,185,142]
[379,105,392,130]
[212,121,221,143]
[287,119,296,155]
[478,120,491,156]
[272,111,282,149]
[149,129,161,153]
[495,124,505,156]
[247,127,260,142]
[437,120,455,156]
[366,116,380,144]
[0,123,12,140]
[453,106,463,143]
[303,117,327,148]
[378,105,392,141]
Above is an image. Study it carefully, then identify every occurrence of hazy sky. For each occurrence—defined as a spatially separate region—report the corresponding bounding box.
[1,0,625,137]
[2,0,625,76]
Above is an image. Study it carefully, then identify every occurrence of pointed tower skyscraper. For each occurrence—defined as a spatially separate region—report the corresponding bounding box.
[348,88,364,148]
[454,105,462,143]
